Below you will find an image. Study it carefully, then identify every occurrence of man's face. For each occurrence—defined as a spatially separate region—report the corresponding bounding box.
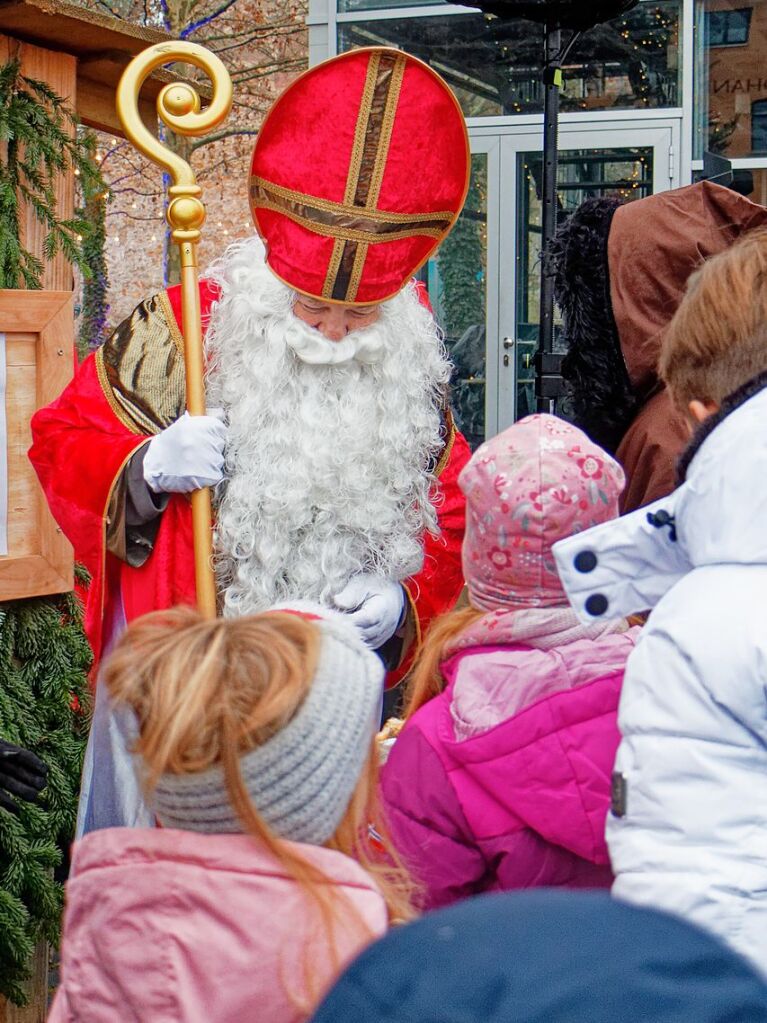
[292,295,381,341]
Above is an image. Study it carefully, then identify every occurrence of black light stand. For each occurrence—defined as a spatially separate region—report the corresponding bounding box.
[536,23,567,412]
[457,0,640,412]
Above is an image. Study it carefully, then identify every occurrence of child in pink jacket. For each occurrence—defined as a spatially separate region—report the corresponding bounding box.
[49,606,413,1023]
[380,414,639,910]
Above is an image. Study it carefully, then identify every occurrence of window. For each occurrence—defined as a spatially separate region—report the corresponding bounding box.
[694,0,767,158]
[706,7,752,45]
[753,98,767,149]
[338,3,681,118]
[338,0,444,9]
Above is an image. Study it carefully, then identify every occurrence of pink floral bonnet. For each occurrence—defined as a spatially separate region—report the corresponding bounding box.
[459,414,625,610]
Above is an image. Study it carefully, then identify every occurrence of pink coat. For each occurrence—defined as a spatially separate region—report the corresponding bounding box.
[380,615,638,910]
[48,827,387,1023]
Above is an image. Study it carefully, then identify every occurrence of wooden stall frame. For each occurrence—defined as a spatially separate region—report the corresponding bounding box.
[0,290,74,600]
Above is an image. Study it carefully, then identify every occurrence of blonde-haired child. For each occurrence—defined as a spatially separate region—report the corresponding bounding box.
[554,226,767,980]
[49,606,413,1022]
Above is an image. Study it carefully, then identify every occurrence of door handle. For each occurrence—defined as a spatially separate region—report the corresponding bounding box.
[503,337,515,349]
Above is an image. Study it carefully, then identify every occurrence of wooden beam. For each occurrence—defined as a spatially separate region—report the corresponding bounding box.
[77,73,157,137]
[0,0,168,59]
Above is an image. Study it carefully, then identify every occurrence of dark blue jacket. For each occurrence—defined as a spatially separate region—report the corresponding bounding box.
[311,890,767,1022]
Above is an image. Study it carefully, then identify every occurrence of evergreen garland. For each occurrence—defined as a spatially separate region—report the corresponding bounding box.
[0,58,104,289]
[0,53,101,1008]
[0,576,91,1005]
[76,180,110,357]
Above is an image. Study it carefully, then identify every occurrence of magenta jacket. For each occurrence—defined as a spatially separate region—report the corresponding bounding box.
[380,613,639,910]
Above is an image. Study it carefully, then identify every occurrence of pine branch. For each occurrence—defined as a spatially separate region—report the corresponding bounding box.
[0,587,90,1004]
[0,57,107,287]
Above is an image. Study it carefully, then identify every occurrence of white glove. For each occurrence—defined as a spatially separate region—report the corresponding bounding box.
[332,574,405,649]
[143,412,226,494]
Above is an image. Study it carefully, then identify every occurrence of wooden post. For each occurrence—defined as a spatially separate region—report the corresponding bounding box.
[0,34,76,1018]
[0,35,77,291]
[0,942,49,1023]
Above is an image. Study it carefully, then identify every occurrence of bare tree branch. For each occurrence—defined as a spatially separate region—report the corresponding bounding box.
[180,0,239,38]
[189,127,259,151]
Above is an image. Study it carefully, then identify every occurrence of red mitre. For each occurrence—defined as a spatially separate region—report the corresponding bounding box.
[249,47,470,305]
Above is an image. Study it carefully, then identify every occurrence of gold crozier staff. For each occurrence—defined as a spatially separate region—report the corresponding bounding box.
[116,41,233,617]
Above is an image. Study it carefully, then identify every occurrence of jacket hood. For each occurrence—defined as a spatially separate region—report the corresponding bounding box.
[310,890,767,1022]
[554,382,767,622]
[432,627,635,864]
[550,181,767,452]
[609,181,767,393]
[443,615,633,741]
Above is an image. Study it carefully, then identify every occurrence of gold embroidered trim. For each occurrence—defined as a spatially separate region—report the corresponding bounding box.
[251,177,454,227]
[323,239,347,300]
[368,55,406,209]
[434,407,456,479]
[345,50,380,206]
[157,289,185,354]
[95,346,144,435]
[255,197,444,245]
[347,242,368,304]
[402,581,422,660]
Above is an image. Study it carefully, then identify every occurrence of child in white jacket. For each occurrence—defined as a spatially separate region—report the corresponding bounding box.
[553,227,767,979]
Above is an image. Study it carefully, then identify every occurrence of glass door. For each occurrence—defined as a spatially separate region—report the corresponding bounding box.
[428,119,679,448]
[424,136,500,450]
[513,126,674,418]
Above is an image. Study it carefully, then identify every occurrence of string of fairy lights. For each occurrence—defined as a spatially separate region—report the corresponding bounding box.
[501,4,677,115]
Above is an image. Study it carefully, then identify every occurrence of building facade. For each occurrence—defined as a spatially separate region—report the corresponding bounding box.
[307,0,767,447]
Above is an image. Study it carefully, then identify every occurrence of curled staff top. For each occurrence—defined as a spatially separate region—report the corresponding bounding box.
[116,41,233,189]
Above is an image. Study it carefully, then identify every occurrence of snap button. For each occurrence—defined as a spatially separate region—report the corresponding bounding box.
[585,593,609,617]
[611,771,627,817]
[574,550,597,573]
[646,509,677,542]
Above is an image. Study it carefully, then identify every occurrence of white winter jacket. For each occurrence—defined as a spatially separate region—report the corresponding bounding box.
[553,381,767,979]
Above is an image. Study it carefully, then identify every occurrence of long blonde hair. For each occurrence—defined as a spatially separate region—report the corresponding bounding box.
[403,605,485,718]
[103,607,415,985]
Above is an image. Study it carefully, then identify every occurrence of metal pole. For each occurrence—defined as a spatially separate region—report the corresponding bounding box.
[535,22,562,413]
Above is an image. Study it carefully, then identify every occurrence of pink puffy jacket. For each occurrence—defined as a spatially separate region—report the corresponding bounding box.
[380,624,638,910]
[48,827,387,1022]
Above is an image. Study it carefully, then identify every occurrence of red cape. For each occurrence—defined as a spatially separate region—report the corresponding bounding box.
[29,280,469,686]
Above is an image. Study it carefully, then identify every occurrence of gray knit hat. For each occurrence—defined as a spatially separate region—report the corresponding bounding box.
[150,611,383,846]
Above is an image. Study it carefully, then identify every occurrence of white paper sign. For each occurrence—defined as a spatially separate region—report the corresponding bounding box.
[0,332,7,556]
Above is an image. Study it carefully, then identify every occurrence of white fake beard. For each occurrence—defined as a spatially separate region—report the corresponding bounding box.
[283,314,386,366]
[204,236,452,617]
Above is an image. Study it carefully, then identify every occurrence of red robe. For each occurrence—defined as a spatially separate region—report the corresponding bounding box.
[29,281,470,686]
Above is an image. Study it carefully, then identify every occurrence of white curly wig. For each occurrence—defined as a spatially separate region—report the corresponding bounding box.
[204,235,452,616]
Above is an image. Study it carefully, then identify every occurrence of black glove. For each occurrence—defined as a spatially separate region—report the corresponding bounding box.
[0,739,48,815]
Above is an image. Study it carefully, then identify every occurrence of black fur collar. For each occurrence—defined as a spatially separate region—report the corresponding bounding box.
[548,197,639,454]
[677,368,767,481]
